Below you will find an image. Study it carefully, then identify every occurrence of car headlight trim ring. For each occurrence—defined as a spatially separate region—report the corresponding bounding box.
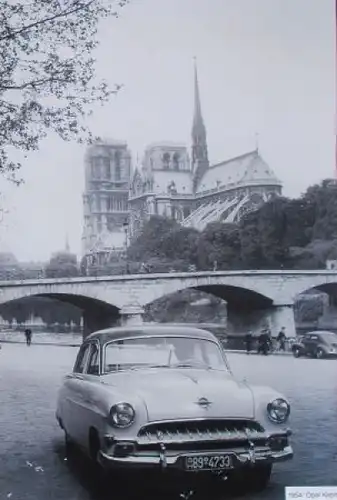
[267,398,290,423]
[109,402,135,428]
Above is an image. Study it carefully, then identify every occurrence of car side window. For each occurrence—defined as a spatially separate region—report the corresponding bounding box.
[87,343,100,375]
[73,344,91,373]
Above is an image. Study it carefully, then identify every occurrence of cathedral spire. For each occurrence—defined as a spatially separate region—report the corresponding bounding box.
[193,58,203,129]
[192,58,209,192]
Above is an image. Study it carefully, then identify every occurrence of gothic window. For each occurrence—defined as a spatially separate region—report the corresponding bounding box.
[90,161,95,179]
[122,198,128,211]
[173,152,180,171]
[183,207,191,218]
[96,196,101,212]
[106,197,111,211]
[103,158,111,179]
[107,216,115,232]
[93,157,102,179]
[90,159,99,179]
[97,215,102,233]
[162,152,170,170]
[115,151,121,180]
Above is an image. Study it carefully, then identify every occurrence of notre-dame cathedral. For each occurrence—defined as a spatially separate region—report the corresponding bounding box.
[81,62,282,265]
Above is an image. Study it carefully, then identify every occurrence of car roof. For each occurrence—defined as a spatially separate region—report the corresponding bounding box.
[85,324,218,344]
[304,330,336,335]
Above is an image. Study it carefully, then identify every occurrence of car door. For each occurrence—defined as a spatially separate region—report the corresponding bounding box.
[76,341,103,445]
[62,342,92,444]
[304,334,318,356]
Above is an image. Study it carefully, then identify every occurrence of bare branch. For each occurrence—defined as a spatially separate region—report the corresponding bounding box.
[0,0,128,179]
[0,0,97,41]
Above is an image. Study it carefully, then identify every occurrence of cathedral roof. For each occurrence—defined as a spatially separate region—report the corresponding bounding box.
[196,150,282,193]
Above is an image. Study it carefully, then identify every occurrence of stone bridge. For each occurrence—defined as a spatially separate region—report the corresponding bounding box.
[1,270,337,337]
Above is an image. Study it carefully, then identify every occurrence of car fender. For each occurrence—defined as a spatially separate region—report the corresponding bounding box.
[249,385,291,432]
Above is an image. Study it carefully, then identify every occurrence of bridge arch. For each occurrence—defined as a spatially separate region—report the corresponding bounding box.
[0,292,121,337]
[140,275,275,309]
[280,274,337,303]
[142,278,275,335]
[294,282,337,299]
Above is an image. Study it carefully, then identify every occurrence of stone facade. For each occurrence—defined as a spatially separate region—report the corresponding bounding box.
[81,139,131,265]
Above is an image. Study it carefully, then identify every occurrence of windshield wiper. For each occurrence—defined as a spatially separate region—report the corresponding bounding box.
[170,362,212,370]
[129,364,170,371]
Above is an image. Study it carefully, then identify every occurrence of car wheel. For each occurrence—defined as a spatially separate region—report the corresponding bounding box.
[89,428,101,465]
[243,464,272,492]
[64,431,75,456]
[316,348,325,359]
[292,348,301,358]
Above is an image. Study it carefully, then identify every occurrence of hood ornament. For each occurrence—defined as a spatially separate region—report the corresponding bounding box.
[196,397,212,409]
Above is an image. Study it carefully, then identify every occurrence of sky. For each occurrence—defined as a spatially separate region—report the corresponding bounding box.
[0,0,334,262]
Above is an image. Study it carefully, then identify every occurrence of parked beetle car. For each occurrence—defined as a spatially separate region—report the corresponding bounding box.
[56,325,293,491]
[292,331,337,359]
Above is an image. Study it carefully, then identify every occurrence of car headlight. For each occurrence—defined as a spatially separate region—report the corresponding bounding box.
[267,398,290,423]
[109,402,135,428]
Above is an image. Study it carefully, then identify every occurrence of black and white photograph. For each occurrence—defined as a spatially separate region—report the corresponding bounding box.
[0,1,336,499]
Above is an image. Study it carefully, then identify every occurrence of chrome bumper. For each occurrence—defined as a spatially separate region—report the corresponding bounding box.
[98,445,293,471]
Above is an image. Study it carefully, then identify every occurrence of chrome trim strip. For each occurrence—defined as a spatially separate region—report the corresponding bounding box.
[98,445,293,469]
[138,417,264,427]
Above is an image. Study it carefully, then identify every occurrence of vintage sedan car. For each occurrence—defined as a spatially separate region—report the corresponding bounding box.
[292,331,337,359]
[56,325,293,490]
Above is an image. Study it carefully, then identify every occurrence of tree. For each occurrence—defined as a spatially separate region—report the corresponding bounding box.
[257,197,289,267]
[303,180,337,241]
[239,211,265,268]
[160,226,200,266]
[45,251,79,278]
[0,0,128,178]
[197,222,241,270]
[283,197,315,248]
[127,216,179,262]
[0,251,22,279]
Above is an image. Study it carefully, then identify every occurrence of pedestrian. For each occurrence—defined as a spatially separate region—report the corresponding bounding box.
[24,328,32,346]
[244,331,253,354]
[257,329,269,355]
[277,327,286,352]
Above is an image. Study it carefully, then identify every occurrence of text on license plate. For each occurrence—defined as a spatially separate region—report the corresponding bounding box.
[184,454,233,471]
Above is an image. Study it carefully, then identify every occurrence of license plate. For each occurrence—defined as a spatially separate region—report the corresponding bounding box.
[183,454,234,471]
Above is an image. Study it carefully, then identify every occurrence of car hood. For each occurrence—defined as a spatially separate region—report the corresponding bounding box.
[102,368,254,421]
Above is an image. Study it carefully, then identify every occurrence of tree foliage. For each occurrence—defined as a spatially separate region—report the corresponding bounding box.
[0,0,128,178]
[128,180,337,272]
[45,251,79,278]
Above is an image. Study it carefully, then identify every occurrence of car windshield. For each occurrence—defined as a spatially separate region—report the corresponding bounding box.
[104,336,227,373]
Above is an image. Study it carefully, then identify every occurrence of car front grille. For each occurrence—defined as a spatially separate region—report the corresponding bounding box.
[137,419,267,452]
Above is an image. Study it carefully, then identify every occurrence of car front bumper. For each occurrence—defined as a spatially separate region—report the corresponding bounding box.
[98,442,293,471]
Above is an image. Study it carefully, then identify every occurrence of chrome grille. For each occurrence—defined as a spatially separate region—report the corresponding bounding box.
[137,419,266,449]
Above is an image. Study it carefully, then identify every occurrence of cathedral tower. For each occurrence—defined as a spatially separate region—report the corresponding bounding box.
[191,59,209,192]
[81,139,131,264]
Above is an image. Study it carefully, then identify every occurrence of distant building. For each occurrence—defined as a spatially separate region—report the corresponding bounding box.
[82,61,282,263]
[129,61,282,238]
[81,139,131,265]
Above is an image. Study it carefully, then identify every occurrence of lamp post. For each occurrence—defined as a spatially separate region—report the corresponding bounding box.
[123,220,129,274]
